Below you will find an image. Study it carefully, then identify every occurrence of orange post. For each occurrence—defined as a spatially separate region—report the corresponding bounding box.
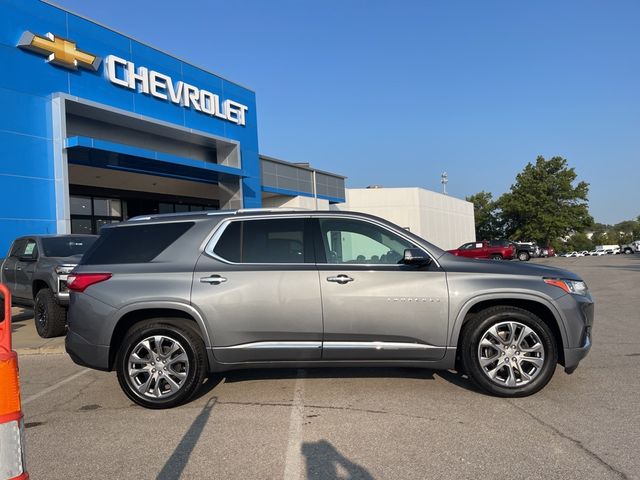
[0,283,29,480]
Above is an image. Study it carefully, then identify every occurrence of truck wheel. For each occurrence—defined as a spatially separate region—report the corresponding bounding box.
[34,288,67,338]
[116,320,207,409]
[490,254,503,260]
[460,306,557,397]
[518,251,530,261]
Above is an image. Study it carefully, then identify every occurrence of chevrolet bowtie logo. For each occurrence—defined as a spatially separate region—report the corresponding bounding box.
[18,31,101,71]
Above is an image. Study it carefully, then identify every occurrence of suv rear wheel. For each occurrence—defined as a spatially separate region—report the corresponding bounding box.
[116,320,207,409]
[518,251,530,261]
[461,306,557,397]
[34,288,67,338]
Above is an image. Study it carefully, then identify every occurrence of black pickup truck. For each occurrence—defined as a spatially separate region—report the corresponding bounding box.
[0,235,97,338]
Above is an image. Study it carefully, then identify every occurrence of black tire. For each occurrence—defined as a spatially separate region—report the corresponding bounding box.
[460,306,558,397]
[518,251,530,261]
[490,254,503,260]
[624,248,632,254]
[34,288,67,338]
[116,320,207,409]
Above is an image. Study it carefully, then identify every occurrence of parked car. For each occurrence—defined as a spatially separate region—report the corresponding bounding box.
[510,241,541,262]
[540,246,556,258]
[620,240,640,254]
[65,209,593,408]
[580,251,590,256]
[1,235,97,337]
[448,240,515,260]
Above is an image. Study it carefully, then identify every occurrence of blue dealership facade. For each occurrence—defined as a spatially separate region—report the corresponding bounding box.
[0,0,345,255]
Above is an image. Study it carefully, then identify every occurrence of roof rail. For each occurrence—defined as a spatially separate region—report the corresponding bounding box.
[235,208,309,214]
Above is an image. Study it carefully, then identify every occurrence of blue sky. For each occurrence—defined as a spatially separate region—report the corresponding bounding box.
[53,0,639,224]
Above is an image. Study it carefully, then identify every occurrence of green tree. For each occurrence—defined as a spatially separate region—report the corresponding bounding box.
[498,156,593,245]
[466,191,503,240]
[563,232,593,252]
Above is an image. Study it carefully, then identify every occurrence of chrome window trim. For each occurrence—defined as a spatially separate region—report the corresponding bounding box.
[323,341,440,350]
[203,213,441,268]
[214,341,322,350]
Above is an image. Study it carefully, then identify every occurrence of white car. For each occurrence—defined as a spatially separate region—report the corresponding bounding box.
[580,251,590,256]
[591,250,606,256]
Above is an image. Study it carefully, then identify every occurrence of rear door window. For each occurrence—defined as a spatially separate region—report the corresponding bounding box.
[212,218,310,264]
[81,222,194,265]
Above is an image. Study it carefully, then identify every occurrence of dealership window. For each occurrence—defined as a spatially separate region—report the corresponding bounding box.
[70,195,123,234]
[318,218,414,265]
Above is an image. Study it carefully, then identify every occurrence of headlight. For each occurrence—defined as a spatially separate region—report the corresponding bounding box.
[55,265,75,275]
[544,278,589,296]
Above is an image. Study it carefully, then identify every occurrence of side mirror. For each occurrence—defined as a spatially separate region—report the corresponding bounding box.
[402,248,431,266]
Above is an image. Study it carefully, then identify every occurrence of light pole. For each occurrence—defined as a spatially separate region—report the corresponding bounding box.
[441,172,448,195]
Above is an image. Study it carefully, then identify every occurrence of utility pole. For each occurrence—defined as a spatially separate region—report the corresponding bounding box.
[441,172,448,195]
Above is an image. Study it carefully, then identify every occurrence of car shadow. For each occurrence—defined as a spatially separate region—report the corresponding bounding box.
[12,308,34,322]
[218,366,485,395]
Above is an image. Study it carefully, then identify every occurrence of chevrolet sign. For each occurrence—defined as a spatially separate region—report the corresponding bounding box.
[106,55,249,126]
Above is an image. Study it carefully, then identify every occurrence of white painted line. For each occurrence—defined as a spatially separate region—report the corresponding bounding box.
[283,369,305,480]
[22,369,91,406]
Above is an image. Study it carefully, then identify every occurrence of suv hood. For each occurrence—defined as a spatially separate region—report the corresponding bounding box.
[437,252,582,281]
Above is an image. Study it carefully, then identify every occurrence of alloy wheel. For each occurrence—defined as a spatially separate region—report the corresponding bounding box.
[127,335,190,399]
[477,321,545,387]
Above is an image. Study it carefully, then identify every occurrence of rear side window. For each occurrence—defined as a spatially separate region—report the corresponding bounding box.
[81,222,194,265]
[212,218,308,263]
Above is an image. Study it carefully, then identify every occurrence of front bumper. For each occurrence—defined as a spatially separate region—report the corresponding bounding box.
[556,291,594,371]
[65,330,111,371]
[563,333,591,373]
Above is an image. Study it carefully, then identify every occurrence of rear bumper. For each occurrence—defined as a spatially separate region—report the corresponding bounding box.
[65,330,110,371]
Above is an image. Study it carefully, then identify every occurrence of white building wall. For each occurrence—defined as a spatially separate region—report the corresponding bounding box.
[333,187,475,250]
[261,194,330,210]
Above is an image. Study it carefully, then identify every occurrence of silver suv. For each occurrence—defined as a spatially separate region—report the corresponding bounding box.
[65,209,593,408]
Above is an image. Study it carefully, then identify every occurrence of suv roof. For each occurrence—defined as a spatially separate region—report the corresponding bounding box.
[127,208,309,223]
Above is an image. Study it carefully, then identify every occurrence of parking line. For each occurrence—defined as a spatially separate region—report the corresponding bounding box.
[283,369,305,480]
[22,368,91,406]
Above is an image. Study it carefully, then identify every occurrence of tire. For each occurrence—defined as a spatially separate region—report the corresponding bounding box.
[518,251,530,261]
[460,306,558,397]
[490,254,503,260]
[34,288,67,338]
[116,320,207,409]
[624,248,632,254]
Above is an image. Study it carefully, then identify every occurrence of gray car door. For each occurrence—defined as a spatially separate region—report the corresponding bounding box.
[191,216,323,363]
[1,239,25,294]
[14,238,39,301]
[314,217,449,361]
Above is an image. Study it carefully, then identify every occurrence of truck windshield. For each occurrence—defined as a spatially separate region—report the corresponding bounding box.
[41,237,97,257]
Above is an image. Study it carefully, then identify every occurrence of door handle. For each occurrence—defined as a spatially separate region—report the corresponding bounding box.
[16,267,22,271]
[200,275,227,285]
[327,274,354,284]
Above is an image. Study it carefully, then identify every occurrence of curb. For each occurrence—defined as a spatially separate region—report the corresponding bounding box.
[15,345,66,356]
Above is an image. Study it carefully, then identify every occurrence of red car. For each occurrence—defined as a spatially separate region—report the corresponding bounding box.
[447,240,515,260]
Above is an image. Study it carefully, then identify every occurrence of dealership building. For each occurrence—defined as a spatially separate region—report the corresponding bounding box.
[0,0,474,255]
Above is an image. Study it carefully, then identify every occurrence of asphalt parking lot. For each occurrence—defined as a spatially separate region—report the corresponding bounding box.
[14,255,640,479]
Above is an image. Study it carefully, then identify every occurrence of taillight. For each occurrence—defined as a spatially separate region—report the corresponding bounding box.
[66,273,112,292]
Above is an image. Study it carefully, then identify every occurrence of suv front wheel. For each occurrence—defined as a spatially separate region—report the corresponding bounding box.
[461,306,557,397]
[116,320,207,409]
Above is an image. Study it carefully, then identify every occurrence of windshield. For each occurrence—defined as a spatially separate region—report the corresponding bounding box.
[41,236,97,258]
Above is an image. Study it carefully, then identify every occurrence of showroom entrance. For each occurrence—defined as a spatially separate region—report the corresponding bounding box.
[59,96,246,234]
